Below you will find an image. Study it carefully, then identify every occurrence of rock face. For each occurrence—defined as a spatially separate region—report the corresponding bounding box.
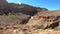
[0,0,60,34]
[0,0,8,8]
[0,0,11,15]
[15,4,37,16]
[26,11,60,29]
[7,3,48,16]
[0,0,48,16]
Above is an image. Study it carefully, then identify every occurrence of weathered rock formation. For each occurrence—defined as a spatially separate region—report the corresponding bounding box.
[0,0,60,34]
[26,11,60,29]
[0,0,48,16]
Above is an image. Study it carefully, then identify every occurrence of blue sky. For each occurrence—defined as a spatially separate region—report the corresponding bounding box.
[7,0,60,10]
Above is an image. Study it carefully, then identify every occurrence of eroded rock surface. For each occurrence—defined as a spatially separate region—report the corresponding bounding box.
[26,11,60,29]
[0,0,60,34]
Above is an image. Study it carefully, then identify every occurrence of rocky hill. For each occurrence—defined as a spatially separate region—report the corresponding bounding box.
[26,11,60,29]
[0,0,60,34]
[0,0,48,16]
[0,11,60,34]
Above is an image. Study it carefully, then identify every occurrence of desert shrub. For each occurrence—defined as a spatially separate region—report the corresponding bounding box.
[54,27,60,31]
[8,15,16,20]
[33,25,45,29]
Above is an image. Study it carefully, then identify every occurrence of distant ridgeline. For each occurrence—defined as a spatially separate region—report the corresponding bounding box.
[0,0,48,16]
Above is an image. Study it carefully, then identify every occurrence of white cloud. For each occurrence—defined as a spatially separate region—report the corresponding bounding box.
[18,1,21,4]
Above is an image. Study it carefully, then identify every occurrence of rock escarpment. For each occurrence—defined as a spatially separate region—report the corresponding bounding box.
[0,0,48,16]
[26,11,60,29]
[0,0,60,34]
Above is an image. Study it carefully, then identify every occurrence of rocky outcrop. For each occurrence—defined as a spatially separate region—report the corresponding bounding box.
[0,0,8,10]
[0,0,60,34]
[15,4,37,16]
[0,0,48,16]
[26,11,60,29]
